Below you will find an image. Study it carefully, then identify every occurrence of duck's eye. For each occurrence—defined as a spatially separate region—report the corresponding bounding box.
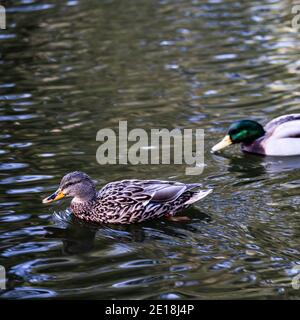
[61,180,82,192]
[229,129,238,136]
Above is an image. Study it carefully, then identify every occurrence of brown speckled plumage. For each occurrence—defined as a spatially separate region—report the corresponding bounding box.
[43,172,212,224]
[72,179,211,224]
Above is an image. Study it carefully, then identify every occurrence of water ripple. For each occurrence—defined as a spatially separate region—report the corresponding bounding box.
[0,0,300,300]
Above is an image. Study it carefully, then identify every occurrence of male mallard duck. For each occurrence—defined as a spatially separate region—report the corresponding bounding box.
[212,114,300,156]
[42,171,212,224]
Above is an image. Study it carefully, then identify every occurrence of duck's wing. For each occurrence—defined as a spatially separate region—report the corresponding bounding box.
[264,114,300,135]
[99,180,208,205]
[261,114,300,156]
[96,180,212,224]
[136,180,201,203]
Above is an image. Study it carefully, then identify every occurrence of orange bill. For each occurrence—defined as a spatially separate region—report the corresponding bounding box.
[42,189,65,204]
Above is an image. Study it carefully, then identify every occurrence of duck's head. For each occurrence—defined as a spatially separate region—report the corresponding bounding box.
[212,120,265,152]
[42,171,96,204]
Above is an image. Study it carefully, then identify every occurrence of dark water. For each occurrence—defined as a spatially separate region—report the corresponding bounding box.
[0,0,300,299]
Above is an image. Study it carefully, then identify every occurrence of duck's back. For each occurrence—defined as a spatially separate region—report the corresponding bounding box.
[263,114,300,156]
[264,114,300,133]
[88,179,211,224]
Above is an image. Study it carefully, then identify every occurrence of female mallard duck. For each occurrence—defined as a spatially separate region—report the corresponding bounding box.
[42,171,212,224]
[212,114,300,156]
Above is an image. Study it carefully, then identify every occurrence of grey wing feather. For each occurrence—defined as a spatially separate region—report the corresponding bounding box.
[147,185,187,202]
[93,179,211,223]
[98,180,202,204]
[134,181,202,203]
[264,114,300,132]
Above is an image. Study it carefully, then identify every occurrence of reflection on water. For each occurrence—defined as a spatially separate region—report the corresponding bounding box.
[0,0,300,299]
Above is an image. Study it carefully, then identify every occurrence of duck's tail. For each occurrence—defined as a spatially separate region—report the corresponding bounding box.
[184,188,213,205]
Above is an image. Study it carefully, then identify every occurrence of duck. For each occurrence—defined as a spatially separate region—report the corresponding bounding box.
[211,114,300,156]
[42,171,212,224]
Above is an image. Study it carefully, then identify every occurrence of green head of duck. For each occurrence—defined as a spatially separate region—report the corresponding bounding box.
[212,120,265,152]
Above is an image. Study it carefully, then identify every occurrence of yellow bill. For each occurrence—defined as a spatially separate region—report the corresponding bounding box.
[211,135,232,152]
[42,189,65,204]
